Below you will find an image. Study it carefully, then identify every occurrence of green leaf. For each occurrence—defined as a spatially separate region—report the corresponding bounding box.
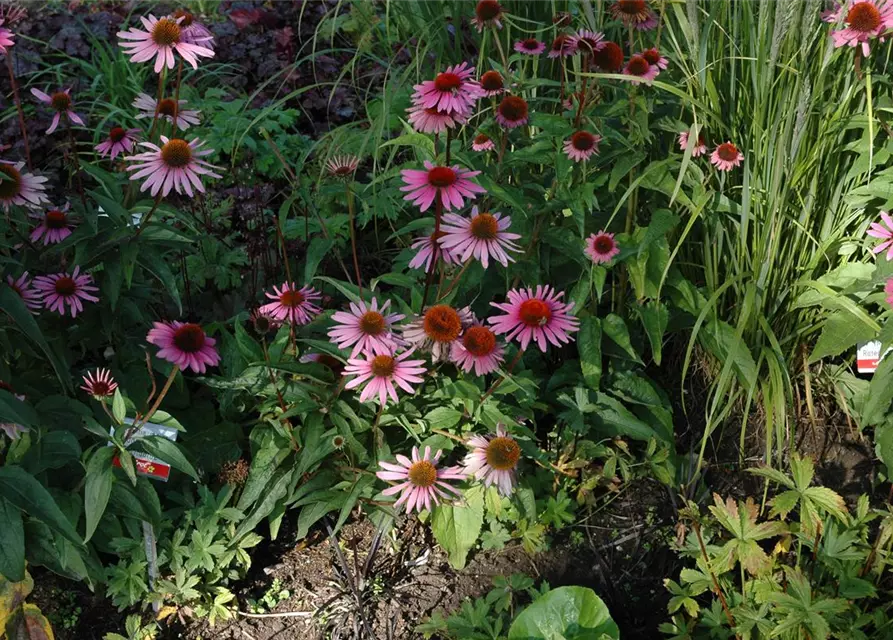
[84,448,116,543]
[639,301,668,365]
[602,314,643,364]
[808,310,877,364]
[430,484,485,569]
[877,422,893,475]
[21,431,81,475]
[304,237,336,283]
[137,437,199,481]
[0,466,81,546]
[594,393,657,441]
[111,390,126,423]
[236,437,291,511]
[0,498,24,581]
[578,317,602,391]
[0,391,37,428]
[424,407,463,429]
[864,355,893,425]
[508,586,619,639]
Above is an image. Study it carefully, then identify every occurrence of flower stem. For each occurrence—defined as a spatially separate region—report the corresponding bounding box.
[172,60,183,126]
[421,198,442,309]
[5,53,31,170]
[347,181,363,300]
[135,365,179,430]
[66,117,87,209]
[480,348,525,404]
[492,26,510,73]
[133,193,164,239]
[437,258,472,302]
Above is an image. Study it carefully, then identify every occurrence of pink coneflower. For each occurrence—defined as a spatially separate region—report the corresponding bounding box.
[328,297,405,357]
[495,95,529,129]
[30,88,84,134]
[300,352,345,377]
[886,278,893,307]
[0,161,48,211]
[463,424,520,495]
[472,133,495,152]
[326,154,360,180]
[678,131,707,157]
[0,19,15,54]
[479,70,505,97]
[571,29,606,55]
[30,203,75,245]
[400,161,486,212]
[6,272,41,310]
[403,304,474,361]
[610,0,659,30]
[585,231,620,264]
[439,207,521,269]
[259,282,322,325]
[133,93,202,130]
[548,34,577,58]
[830,0,893,55]
[377,446,465,513]
[622,54,660,84]
[118,14,214,73]
[250,308,281,334]
[407,104,462,134]
[344,348,427,405]
[172,9,215,49]
[867,211,893,259]
[408,231,460,271]
[125,136,221,197]
[592,41,624,72]
[514,38,546,55]
[563,131,602,162]
[146,321,220,373]
[81,368,118,398]
[489,285,580,352]
[32,266,99,318]
[412,62,483,116]
[95,126,140,160]
[451,324,505,375]
[0,383,26,441]
[472,0,505,31]
[710,141,744,171]
[642,48,669,69]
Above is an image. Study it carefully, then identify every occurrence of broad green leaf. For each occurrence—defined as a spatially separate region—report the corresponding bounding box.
[578,317,602,391]
[0,391,38,429]
[0,499,24,581]
[863,355,893,425]
[639,301,668,365]
[304,237,336,283]
[808,310,877,364]
[136,436,199,481]
[236,437,291,511]
[877,422,893,475]
[602,314,642,364]
[84,448,116,543]
[21,432,81,475]
[0,570,32,630]
[111,390,126,423]
[508,586,619,639]
[431,485,485,569]
[424,407,462,430]
[0,466,81,546]
[594,393,656,441]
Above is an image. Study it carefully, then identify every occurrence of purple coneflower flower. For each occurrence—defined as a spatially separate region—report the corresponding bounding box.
[133,93,202,130]
[403,304,474,362]
[400,161,486,212]
[326,155,360,180]
[830,0,893,55]
[30,88,84,134]
[571,29,606,55]
[407,104,463,134]
[328,297,405,357]
[622,54,660,84]
[472,133,495,152]
[479,70,505,97]
[117,14,214,72]
[408,231,460,271]
[463,424,520,496]
[96,126,140,160]
[642,47,669,69]
[868,212,893,259]
[344,348,427,405]
[563,131,601,162]
[451,324,505,376]
[412,62,483,117]
[6,272,41,310]
[514,38,546,55]
[376,446,466,512]
[146,321,220,373]
[259,282,322,326]
[30,203,75,245]
[489,285,579,352]
[125,136,221,197]
[81,368,118,398]
[609,0,659,30]
[172,9,215,49]
[678,131,707,157]
[33,266,99,318]
[495,95,529,129]
[886,278,893,307]
[471,0,505,31]
[439,207,521,269]
[593,41,624,72]
[0,19,15,54]
[710,142,744,172]
[0,161,48,210]
[548,34,577,58]
[585,232,620,264]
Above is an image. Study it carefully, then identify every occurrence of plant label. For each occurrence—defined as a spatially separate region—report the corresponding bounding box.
[856,341,891,373]
[109,419,178,482]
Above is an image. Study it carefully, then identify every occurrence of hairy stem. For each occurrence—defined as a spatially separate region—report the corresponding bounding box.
[5,53,31,169]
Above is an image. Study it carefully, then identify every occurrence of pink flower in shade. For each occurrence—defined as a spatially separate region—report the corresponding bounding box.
[172,9,215,50]
[250,308,282,334]
[6,272,41,310]
[472,133,496,152]
[259,282,322,325]
[81,368,118,398]
[463,424,520,496]
[146,321,220,373]
[407,104,463,134]
[489,285,580,352]
[678,131,707,157]
[585,231,620,264]
[867,211,893,259]
[479,70,505,97]
[95,126,140,160]
[439,206,522,269]
[830,0,893,55]
[609,0,660,30]
[885,278,893,307]
[299,352,345,377]
[412,62,483,116]
[451,324,505,375]
[328,297,405,357]
[0,161,48,211]
[548,34,578,58]
[343,348,427,405]
[326,155,360,180]
[408,231,460,271]
[32,266,99,318]
[403,304,474,361]
[125,136,221,197]
[0,19,15,54]
[30,204,76,245]
[400,161,486,212]
[570,29,606,55]
[471,0,505,31]
[30,88,84,134]
[622,54,660,84]
[495,95,529,129]
[563,131,602,163]
[514,38,546,55]
[0,383,27,441]
[642,47,669,69]
[133,93,202,130]
[376,446,466,513]
[710,142,744,171]
[117,14,214,73]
